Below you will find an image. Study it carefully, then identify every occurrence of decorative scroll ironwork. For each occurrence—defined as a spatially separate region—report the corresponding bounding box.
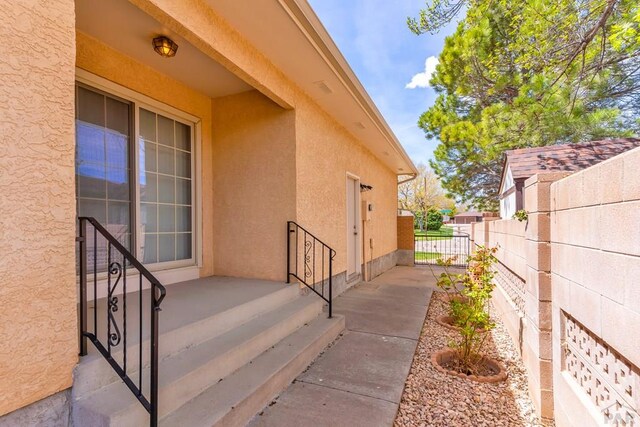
[304,240,313,278]
[563,312,640,424]
[107,261,122,347]
[287,221,335,318]
[78,217,166,427]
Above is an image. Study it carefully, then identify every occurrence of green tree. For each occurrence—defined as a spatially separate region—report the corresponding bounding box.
[398,163,451,229]
[426,208,444,231]
[409,0,640,209]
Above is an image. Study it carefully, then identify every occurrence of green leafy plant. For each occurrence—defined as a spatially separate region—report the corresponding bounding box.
[450,246,498,374]
[426,208,444,231]
[513,209,528,222]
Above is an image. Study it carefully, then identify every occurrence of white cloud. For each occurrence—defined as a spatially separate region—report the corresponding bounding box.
[405,56,439,89]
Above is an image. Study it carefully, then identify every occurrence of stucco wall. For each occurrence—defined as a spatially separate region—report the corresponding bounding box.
[76,32,215,277]
[127,0,400,278]
[294,95,398,275]
[210,91,297,281]
[0,0,77,415]
[550,147,640,426]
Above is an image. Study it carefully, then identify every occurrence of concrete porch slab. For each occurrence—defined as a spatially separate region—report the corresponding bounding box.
[297,330,417,402]
[250,266,437,427]
[331,296,428,340]
[250,382,398,427]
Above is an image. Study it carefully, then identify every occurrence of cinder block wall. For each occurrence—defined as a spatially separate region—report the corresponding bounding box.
[550,147,640,427]
[471,219,526,325]
[521,173,569,419]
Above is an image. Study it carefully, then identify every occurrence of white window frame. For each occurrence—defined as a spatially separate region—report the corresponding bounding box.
[76,69,203,285]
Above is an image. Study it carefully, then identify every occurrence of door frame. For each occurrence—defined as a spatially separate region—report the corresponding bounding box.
[75,68,203,289]
[346,172,361,280]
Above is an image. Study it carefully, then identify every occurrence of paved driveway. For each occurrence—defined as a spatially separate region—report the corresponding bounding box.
[249,266,436,427]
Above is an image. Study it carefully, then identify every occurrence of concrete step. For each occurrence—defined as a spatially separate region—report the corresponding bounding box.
[73,284,300,397]
[160,314,345,427]
[72,295,324,426]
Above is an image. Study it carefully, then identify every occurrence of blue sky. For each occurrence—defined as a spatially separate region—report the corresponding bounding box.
[308,0,459,168]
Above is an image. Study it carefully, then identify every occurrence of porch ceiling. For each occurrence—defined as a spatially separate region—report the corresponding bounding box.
[207,0,418,176]
[75,0,253,98]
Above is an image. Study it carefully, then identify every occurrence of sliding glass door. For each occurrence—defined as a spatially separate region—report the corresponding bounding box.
[75,83,194,270]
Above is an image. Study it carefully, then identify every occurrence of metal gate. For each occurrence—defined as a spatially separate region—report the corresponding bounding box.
[414,229,470,267]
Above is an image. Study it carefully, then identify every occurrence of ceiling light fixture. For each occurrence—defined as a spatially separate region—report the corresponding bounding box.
[153,36,178,58]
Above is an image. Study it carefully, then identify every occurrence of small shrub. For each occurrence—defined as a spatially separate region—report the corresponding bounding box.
[513,209,528,222]
[430,246,499,376]
[426,208,444,231]
[450,246,498,373]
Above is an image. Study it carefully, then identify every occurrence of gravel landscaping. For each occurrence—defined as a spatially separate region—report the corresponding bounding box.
[395,292,555,427]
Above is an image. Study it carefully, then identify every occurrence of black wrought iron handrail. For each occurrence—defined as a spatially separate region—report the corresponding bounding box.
[77,216,166,427]
[287,221,335,318]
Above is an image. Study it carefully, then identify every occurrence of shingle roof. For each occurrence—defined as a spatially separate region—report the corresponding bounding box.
[505,138,640,180]
[455,211,483,217]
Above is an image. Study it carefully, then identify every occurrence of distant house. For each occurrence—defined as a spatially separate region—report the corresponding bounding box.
[453,211,487,224]
[498,138,640,219]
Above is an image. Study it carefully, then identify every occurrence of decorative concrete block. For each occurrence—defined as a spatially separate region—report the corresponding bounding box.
[522,342,554,390]
[526,241,551,272]
[599,157,624,205]
[550,243,586,286]
[550,209,570,245]
[581,162,603,207]
[525,294,552,331]
[623,148,640,202]
[601,297,640,369]
[624,255,640,315]
[600,201,640,257]
[551,273,573,313]
[567,173,585,210]
[562,312,640,419]
[581,249,626,305]
[526,267,552,302]
[569,283,602,337]
[526,212,551,242]
[523,318,553,360]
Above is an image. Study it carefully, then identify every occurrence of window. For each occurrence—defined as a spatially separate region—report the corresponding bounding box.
[75,83,196,270]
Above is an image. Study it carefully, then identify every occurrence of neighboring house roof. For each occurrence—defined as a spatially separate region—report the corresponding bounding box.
[499,138,640,193]
[455,211,483,217]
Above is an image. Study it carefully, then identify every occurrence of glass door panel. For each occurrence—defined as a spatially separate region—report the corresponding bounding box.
[139,108,193,264]
[76,85,132,271]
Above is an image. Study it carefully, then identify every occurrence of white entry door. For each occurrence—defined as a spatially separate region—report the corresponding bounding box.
[346,175,360,280]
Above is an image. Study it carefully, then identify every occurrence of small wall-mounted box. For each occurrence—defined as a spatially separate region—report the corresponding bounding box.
[362,201,373,221]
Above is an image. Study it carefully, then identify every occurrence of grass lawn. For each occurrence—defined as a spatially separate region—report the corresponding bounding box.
[414,226,453,240]
[415,251,441,260]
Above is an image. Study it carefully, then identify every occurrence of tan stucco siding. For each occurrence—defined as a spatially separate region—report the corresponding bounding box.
[129,0,295,109]
[76,32,215,277]
[211,91,297,281]
[0,0,77,415]
[294,96,398,275]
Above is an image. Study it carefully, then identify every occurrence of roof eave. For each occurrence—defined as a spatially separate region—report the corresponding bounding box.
[283,0,419,175]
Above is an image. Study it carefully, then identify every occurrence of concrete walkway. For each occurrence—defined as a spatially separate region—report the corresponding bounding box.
[249,266,436,427]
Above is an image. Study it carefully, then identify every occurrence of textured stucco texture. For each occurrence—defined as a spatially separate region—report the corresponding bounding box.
[127,0,400,276]
[211,90,296,281]
[0,0,78,415]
